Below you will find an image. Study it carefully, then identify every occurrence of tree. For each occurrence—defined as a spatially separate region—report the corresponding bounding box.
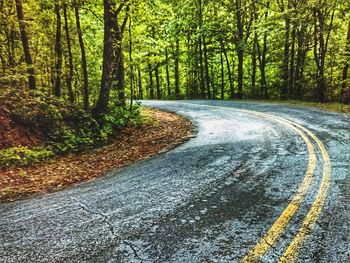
[15,0,36,90]
[313,1,335,102]
[93,0,129,117]
[54,0,62,97]
[74,2,89,111]
[63,3,74,104]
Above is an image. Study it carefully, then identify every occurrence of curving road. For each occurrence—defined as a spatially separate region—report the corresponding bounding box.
[0,100,349,263]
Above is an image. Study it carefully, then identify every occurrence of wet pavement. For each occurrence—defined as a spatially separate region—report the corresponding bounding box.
[0,100,349,262]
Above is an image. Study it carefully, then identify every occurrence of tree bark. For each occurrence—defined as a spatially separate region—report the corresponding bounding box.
[221,39,234,99]
[220,46,225,100]
[148,62,154,99]
[235,0,244,99]
[15,0,36,90]
[63,4,74,104]
[54,0,62,97]
[93,1,128,117]
[281,0,291,100]
[75,4,89,111]
[341,21,350,103]
[313,6,335,102]
[155,64,160,100]
[165,49,171,97]
[251,32,257,97]
[138,68,143,99]
[174,38,180,99]
[289,20,296,98]
[203,36,211,99]
[198,0,205,98]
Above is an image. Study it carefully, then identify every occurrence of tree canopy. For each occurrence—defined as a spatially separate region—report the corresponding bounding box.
[1,0,350,112]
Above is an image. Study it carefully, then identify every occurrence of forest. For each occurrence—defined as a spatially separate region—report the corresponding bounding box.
[1,0,350,111]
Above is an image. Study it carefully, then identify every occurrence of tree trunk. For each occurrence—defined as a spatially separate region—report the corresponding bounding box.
[148,62,154,99]
[221,39,234,99]
[165,49,171,97]
[313,7,335,102]
[174,38,180,99]
[138,68,143,100]
[235,0,244,99]
[54,0,62,97]
[220,46,225,100]
[281,1,290,100]
[75,5,89,111]
[93,0,115,116]
[93,1,128,117]
[198,0,205,98]
[289,22,296,98]
[251,32,257,98]
[203,36,211,99]
[15,0,36,90]
[63,4,74,104]
[341,21,350,103]
[155,64,160,100]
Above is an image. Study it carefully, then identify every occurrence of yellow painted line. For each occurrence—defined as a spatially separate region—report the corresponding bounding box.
[241,113,317,263]
[184,103,322,262]
[278,125,331,263]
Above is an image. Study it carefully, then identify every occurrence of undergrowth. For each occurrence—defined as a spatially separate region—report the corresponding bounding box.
[0,88,143,168]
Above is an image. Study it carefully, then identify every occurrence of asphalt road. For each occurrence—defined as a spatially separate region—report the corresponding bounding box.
[0,100,349,263]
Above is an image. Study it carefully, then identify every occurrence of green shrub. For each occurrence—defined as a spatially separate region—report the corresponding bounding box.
[0,146,54,168]
[101,103,143,136]
[0,89,145,167]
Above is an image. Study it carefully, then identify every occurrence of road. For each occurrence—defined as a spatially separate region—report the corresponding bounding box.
[0,100,349,263]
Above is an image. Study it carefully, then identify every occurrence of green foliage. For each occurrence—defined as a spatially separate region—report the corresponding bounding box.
[0,146,54,168]
[100,102,143,140]
[0,89,144,167]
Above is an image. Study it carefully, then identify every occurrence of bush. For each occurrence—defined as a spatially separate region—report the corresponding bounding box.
[100,102,143,138]
[0,89,144,167]
[0,146,54,168]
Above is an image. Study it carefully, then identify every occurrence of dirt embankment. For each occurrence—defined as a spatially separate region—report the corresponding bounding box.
[0,109,194,202]
[0,109,43,149]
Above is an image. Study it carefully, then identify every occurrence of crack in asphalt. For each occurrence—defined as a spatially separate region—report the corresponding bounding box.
[1,101,349,263]
[73,199,145,262]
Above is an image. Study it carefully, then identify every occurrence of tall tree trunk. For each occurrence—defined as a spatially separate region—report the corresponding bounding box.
[128,14,133,110]
[138,68,143,100]
[63,4,74,104]
[251,32,257,98]
[313,7,335,102]
[289,21,296,98]
[341,21,350,103]
[203,36,211,99]
[281,0,291,100]
[115,46,126,106]
[165,49,171,97]
[93,1,128,117]
[220,46,225,100]
[174,38,180,99]
[221,39,234,99]
[75,5,89,111]
[93,0,116,116]
[235,0,244,99]
[54,0,62,97]
[295,23,306,100]
[148,62,154,99]
[155,64,160,100]
[198,0,205,98]
[15,0,36,90]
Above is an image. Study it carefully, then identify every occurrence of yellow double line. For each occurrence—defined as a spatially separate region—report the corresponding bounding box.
[185,103,331,263]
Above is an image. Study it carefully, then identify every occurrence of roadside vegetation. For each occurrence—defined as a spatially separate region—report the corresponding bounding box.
[0,1,349,200]
[0,88,143,168]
